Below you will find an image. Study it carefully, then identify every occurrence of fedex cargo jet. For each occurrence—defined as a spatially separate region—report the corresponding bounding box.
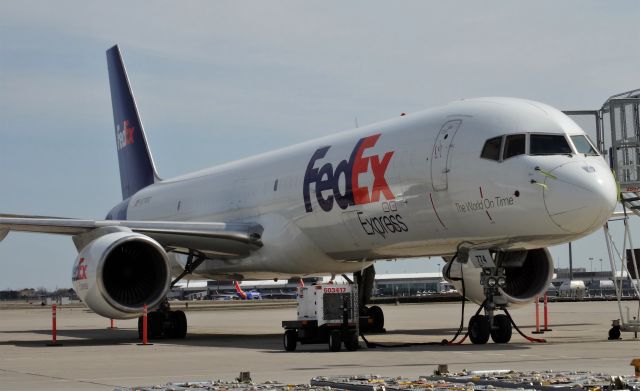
[0,45,617,345]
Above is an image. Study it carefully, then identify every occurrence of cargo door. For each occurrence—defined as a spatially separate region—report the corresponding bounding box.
[431,120,462,191]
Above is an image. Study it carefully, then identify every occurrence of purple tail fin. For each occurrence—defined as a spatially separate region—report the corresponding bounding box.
[106,45,160,200]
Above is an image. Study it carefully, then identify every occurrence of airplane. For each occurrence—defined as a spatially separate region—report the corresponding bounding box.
[557,279,587,298]
[234,281,262,300]
[0,45,617,344]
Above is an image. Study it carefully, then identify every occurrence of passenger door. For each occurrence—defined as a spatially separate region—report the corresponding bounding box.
[431,120,462,191]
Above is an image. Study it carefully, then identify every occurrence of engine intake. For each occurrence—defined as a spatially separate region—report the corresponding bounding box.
[499,248,554,303]
[444,248,554,306]
[73,231,171,319]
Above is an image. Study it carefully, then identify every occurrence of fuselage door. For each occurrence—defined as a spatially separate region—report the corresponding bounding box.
[431,119,462,191]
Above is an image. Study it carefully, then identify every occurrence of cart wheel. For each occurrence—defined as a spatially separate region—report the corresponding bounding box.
[284,329,298,351]
[344,331,359,351]
[328,330,341,352]
[369,305,385,332]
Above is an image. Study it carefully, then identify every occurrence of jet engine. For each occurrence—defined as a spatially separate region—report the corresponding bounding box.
[72,231,171,319]
[443,248,554,306]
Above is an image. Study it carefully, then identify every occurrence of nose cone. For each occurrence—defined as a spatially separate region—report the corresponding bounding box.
[543,161,617,234]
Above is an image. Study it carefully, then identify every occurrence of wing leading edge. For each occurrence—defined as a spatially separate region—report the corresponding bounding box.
[0,215,263,258]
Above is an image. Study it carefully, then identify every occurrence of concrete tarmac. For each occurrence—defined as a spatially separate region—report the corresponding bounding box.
[1,300,639,390]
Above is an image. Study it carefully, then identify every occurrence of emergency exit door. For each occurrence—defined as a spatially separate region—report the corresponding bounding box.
[431,119,462,191]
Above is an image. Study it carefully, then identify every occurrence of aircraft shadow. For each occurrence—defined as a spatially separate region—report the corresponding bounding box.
[0,327,537,352]
[382,322,596,336]
[0,328,139,347]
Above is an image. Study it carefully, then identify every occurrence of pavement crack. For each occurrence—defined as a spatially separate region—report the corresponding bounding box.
[0,367,120,388]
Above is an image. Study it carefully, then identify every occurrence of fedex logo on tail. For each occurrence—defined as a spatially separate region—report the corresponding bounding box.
[116,120,135,150]
[303,134,394,212]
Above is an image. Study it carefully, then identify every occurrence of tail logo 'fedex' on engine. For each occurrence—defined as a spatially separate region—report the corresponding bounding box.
[72,258,88,281]
[116,120,135,151]
[304,133,394,212]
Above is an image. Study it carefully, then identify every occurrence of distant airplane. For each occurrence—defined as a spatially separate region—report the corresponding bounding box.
[558,280,587,292]
[234,281,261,300]
[0,45,617,344]
[557,280,587,299]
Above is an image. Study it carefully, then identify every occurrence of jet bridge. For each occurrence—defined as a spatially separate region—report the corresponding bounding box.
[564,88,640,335]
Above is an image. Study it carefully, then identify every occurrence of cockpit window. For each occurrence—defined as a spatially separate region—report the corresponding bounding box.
[530,134,572,155]
[570,135,599,155]
[504,134,526,159]
[481,136,502,161]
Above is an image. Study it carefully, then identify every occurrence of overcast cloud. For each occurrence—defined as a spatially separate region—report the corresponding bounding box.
[1,1,638,289]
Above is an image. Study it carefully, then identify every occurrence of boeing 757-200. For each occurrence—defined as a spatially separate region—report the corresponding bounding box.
[0,45,617,344]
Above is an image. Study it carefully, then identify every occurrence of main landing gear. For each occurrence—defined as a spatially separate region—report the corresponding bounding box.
[354,266,385,333]
[137,300,187,339]
[137,251,206,340]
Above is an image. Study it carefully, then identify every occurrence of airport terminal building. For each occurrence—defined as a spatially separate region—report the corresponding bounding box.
[170,267,638,301]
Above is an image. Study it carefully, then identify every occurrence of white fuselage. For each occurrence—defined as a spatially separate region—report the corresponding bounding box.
[119,98,617,279]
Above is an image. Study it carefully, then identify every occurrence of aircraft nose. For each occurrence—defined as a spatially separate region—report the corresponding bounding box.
[543,161,617,234]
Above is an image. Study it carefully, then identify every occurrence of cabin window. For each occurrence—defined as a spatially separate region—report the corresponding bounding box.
[503,134,526,159]
[480,136,502,161]
[570,135,599,156]
[530,134,572,155]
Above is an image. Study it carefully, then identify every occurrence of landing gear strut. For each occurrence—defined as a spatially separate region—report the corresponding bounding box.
[354,266,385,333]
[468,260,513,344]
[137,251,205,340]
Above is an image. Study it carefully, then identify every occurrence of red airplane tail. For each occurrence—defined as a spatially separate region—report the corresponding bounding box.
[234,281,248,299]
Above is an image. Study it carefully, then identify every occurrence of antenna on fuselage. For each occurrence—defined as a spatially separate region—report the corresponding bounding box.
[355,117,359,128]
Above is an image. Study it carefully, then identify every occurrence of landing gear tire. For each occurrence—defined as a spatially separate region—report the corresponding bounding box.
[328,330,341,352]
[147,311,163,338]
[284,329,298,351]
[170,310,187,339]
[368,305,385,332]
[344,332,359,351]
[468,315,491,345]
[138,317,143,339]
[138,310,188,339]
[490,314,512,344]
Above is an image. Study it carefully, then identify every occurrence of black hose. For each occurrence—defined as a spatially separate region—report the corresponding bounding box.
[357,246,544,348]
[503,307,546,343]
[446,256,466,344]
[360,252,476,348]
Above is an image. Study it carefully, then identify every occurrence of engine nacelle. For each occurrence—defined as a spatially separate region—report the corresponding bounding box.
[444,248,554,307]
[72,231,171,319]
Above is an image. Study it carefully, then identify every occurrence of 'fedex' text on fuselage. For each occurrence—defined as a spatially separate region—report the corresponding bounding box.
[303,134,394,212]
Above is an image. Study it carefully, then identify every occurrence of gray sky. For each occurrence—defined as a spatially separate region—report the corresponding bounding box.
[1,1,639,289]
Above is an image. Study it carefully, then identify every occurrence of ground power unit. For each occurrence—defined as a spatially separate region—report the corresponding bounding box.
[281,283,359,352]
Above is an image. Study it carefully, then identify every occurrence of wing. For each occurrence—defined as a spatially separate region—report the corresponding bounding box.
[0,214,263,258]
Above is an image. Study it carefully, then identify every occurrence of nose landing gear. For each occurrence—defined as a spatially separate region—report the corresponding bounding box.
[467,264,513,344]
[449,249,514,345]
[468,313,513,344]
